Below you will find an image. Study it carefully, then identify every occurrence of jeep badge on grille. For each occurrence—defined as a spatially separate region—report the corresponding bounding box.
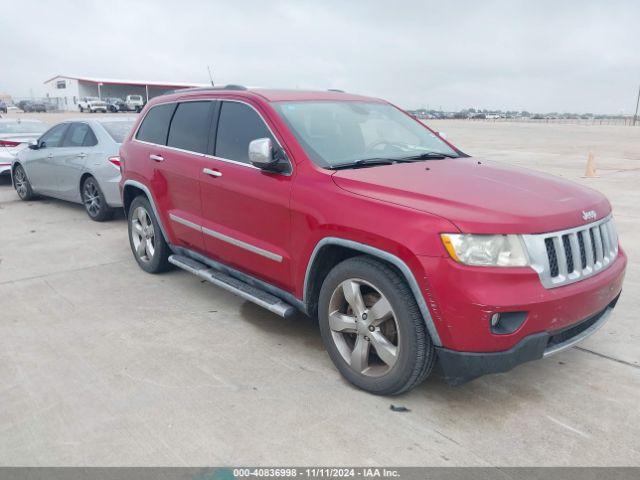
[582,210,597,221]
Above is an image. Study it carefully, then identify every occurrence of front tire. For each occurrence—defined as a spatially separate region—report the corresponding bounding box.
[318,256,435,395]
[82,176,113,222]
[79,106,84,112]
[13,165,35,201]
[128,196,171,273]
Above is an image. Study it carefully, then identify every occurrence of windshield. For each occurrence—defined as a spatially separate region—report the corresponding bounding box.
[0,121,48,134]
[273,101,458,168]
[99,121,135,143]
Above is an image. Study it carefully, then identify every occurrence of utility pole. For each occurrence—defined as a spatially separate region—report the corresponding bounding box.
[633,84,640,126]
[207,66,214,86]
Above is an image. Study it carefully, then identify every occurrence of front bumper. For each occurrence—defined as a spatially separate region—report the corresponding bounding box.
[417,248,626,352]
[437,294,620,385]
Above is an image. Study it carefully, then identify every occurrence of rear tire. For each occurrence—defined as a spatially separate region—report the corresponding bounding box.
[13,165,35,201]
[128,196,171,273]
[82,176,114,222]
[79,106,84,113]
[318,256,435,395]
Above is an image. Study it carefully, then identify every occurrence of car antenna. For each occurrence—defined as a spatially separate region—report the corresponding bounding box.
[207,65,214,86]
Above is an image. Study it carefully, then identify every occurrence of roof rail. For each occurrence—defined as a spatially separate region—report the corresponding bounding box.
[164,84,248,95]
[327,89,345,93]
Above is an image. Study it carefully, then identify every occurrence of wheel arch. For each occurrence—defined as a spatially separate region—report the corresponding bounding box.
[303,237,442,346]
[122,180,169,242]
[79,172,93,191]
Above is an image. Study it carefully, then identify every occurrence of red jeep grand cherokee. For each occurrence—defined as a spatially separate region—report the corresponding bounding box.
[119,86,626,395]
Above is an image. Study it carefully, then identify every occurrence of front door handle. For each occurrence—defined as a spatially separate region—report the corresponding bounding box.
[149,154,164,162]
[203,168,222,178]
[76,153,87,159]
[47,153,53,159]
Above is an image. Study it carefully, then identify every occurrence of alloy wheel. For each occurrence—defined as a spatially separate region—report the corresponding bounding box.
[131,206,155,263]
[14,168,28,199]
[328,279,399,377]
[83,180,102,217]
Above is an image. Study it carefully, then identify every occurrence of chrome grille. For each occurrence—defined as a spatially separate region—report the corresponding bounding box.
[522,216,619,289]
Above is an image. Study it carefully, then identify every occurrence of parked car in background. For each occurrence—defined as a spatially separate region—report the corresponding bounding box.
[105,97,126,113]
[0,119,49,176]
[119,87,625,395]
[125,95,145,112]
[24,101,47,113]
[0,100,7,114]
[12,117,136,221]
[78,97,108,113]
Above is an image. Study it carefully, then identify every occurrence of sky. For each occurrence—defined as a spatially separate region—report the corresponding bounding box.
[1,0,639,114]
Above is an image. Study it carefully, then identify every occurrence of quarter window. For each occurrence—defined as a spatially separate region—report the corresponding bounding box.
[136,103,176,145]
[167,101,212,154]
[215,102,274,164]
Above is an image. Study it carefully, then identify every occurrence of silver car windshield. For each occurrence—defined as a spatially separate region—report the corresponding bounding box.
[273,101,457,168]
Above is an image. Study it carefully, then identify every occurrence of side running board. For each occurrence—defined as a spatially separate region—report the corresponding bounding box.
[168,254,296,318]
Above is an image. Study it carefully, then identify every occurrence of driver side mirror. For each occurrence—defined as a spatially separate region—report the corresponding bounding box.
[248,138,289,173]
[28,140,40,150]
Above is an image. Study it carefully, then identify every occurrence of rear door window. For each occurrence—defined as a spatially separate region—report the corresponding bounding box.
[63,123,96,147]
[167,101,213,154]
[215,101,274,164]
[135,103,176,145]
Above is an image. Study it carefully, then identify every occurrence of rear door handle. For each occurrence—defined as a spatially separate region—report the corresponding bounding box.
[203,168,222,178]
[76,153,87,159]
[149,154,164,162]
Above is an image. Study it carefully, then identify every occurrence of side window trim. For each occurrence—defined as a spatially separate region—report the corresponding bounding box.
[133,98,293,175]
[207,100,221,156]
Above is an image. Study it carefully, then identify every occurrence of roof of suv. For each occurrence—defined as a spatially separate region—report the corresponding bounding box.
[164,87,383,104]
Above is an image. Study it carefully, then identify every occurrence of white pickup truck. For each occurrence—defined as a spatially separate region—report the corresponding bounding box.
[78,97,107,113]
[125,95,145,113]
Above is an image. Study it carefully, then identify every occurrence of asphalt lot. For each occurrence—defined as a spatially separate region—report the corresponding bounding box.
[0,113,638,466]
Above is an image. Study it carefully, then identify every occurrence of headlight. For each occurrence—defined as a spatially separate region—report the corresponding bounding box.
[440,233,529,267]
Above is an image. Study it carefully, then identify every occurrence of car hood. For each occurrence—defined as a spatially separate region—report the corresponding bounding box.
[331,157,611,234]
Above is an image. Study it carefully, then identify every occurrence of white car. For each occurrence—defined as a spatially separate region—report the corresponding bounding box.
[125,95,145,112]
[78,97,107,113]
[0,119,49,176]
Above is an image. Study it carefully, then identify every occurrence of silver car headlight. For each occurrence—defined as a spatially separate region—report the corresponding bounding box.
[440,233,529,267]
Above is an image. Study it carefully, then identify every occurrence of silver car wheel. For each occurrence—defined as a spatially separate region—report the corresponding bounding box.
[82,180,102,217]
[14,168,28,198]
[131,206,155,263]
[328,278,399,377]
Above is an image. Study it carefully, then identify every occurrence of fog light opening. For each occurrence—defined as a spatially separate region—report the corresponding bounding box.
[490,311,528,335]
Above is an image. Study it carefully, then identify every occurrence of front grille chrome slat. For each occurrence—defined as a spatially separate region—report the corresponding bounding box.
[593,226,604,264]
[581,230,594,272]
[522,215,618,289]
[568,232,582,276]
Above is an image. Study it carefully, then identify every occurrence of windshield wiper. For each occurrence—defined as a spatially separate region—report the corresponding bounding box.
[328,158,395,170]
[395,152,459,161]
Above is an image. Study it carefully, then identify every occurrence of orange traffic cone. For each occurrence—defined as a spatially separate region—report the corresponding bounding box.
[583,152,599,178]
